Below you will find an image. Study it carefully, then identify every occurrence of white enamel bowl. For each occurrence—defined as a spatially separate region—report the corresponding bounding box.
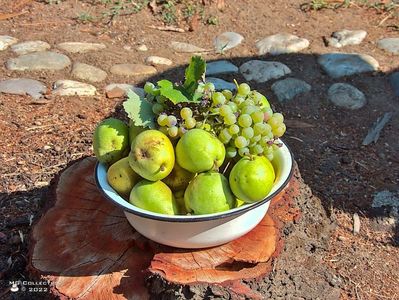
[95,140,293,249]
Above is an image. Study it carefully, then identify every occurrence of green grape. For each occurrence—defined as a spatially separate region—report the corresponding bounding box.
[251,111,264,123]
[251,91,263,104]
[259,95,271,108]
[180,107,193,120]
[238,147,250,157]
[272,144,280,151]
[233,95,245,105]
[185,117,196,129]
[226,147,237,158]
[204,82,215,92]
[267,116,281,129]
[250,144,263,155]
[224,113,237,126]
[168,126,178,137]
[243,99,255,107]
[263,145,273,154]
[152,103,164,114]
[238,114,252,127]
[178,126,187,137]
[222,90,233,100]
[159,126,168,135]
[197,122,211,131]
[219,129,232,144]
[156,95,167,104]
[212,92,226,106]
[167,115,178,127]
[263,107,273,120]
[234,136,248,148]
[272,123,286,137]
[272,112,284,123]
[157,114,168,127]
[229,124,240,135]
[227,101,238,113]
[265,152,274,161]
[210,107,220,114]
[241,105,257,115]
[144,82,155,94]
[242,127,254,139]
[253,123,266,135]
[237,83,251,96]
[196,83,205,93]
[219,105,232,116]
[260,136,270,147]
[251,135,261,143]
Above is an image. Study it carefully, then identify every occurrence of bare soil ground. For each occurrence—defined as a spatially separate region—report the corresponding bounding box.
[0,0,398,299]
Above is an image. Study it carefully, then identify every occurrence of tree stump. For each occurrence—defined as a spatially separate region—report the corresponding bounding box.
[29,157,301,299]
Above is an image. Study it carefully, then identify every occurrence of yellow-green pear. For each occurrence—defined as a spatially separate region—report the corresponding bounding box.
[107,157,140,197]
[129,130,174,181]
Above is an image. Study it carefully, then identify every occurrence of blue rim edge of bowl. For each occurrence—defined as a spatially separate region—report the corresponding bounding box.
[94,140,295,223]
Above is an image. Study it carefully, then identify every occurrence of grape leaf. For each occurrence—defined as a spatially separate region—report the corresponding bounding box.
[123,90,156,129]
[183,56,206,96]
[157,79,189,104]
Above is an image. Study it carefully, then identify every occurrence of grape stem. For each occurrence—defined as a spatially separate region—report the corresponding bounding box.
[220,159,231,175]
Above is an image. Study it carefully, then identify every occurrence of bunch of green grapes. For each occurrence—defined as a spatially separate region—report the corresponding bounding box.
[144,81,215,139]
[207,82,286,160]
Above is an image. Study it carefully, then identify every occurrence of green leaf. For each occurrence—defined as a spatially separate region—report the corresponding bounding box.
[123,90,156,129]
[183,56,206,96]
[160,88,189,104]
[157,79,173,90]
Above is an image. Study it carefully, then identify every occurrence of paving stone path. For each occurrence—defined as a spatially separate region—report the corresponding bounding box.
[0,32,397,103]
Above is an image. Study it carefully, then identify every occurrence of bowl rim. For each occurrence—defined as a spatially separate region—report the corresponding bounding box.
[94,140,294,223]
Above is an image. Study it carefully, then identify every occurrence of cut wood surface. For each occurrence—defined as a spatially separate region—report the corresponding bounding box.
[29,157,301,299]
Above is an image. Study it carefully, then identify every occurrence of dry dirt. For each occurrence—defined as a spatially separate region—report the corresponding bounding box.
[0,0,398,299]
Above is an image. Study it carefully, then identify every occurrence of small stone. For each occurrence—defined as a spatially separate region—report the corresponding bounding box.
[136,44,148,51]
[54,146,62,152]
[106,87,126,98]
[105,83,145,98]
[353,213,360,234]
[43,145,51,150]
[206,60,239,76]
[328,83,366,110]
[57,42,106,53]
[206,77,236,91]
[318,53,379,78]
[0,35,18,50]
[271,78,311,102]
[325,29,367,48]
[52,80,97,96]
[372,190,399,210]
[6,51,71,71]
[110,64,157,76]
[11,40,51,55]
[389,72,399,97]
[377,38,399,55]
[123,45,132,51]
[239,60,291,83]
[72,62,107,83]
[169,41,207,53]
[214,32,244,52]
[0,78,47,99]
[256,33,310,55]
[337,235,346,241]
[145,56,173,66]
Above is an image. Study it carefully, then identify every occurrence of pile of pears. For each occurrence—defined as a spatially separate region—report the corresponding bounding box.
[93,118,276,216]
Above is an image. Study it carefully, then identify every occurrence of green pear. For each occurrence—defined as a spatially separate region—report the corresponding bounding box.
[184,171,235,215]
[107,157,140,197]
[162,162,195,191]
[129,130,174,181]
[229,156,275,203]
[93,118,129,165]
[176,129,225,173]
[129,180,177,215]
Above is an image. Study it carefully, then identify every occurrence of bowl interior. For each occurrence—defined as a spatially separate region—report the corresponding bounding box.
[95,140,294,222]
